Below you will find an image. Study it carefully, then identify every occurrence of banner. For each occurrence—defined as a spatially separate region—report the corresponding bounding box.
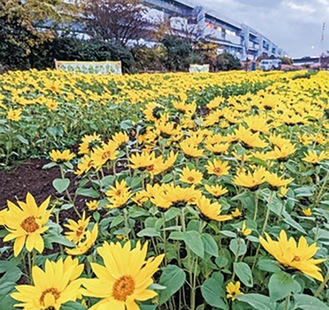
[54,60,122,75]
[189,64,210,73]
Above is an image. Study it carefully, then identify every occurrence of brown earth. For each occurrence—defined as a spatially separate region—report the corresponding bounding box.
[0,158,86,214]
[0,159,60,210]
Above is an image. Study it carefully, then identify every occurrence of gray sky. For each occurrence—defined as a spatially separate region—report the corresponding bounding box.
[196,0,329,57]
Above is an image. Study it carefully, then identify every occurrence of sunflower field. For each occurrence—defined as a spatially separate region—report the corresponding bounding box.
[0,69,329,309]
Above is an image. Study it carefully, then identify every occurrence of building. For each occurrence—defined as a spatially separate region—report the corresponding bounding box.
[143,0,285,59]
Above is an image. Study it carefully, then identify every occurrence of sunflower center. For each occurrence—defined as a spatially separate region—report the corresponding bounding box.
[40,288,60,307]
[187,176,195,182]
[20,216,39,233]
[116,190,122,196]
[112,275,135,301]
[292,255,301,262]
[76,226,84,237]
[146,165,154,171]
[213,167,222,174]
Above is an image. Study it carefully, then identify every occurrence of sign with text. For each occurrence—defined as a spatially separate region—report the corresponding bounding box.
[189,64,210,73]
[54,60,122,75]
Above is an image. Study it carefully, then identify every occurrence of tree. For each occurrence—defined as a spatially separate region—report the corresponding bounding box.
[82,0,149,47]
[0,0,78,57]
[193,41,219,70]
[161,35,193,71]
[132,45,167,72]
[216,53,241,71]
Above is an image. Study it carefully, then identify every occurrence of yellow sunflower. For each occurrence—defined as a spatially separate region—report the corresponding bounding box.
[196,195,232,222]
[303,150,328,164]
[11,257,83,309]
[106,180,131,209]
[180,141,204,158]
[82,240,164,310]
[179,166,203,185]
[79,133,102,155]
[86,200,99,211]
[264,172,294,188]
[110,131,129,148]
[64,211,90,244]
[260,230,326,281]
[66,223,98,256]
[205,159,230,176]
[7,107,22,121]
[3,193,52,257]
[75,155,95,176]
[49,149,75,163]
[226,281,243,300]
[232,167,267,189]
[204,184,228,197]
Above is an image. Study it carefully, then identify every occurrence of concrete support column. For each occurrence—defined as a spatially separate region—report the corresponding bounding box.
[194,6,205,39]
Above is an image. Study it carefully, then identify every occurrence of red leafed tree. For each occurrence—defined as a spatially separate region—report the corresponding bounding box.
[82,0,149,47]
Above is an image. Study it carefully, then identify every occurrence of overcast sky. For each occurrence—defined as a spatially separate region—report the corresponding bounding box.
[194,0,329,57]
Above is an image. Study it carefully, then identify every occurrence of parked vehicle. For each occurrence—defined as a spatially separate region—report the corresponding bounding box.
[259,59,282,71]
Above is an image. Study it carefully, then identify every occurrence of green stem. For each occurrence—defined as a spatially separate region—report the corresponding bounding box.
[315,170,329,207]
[284,294,290,310]
[314,268,329,298]
[252,191,273,271]
[60,165,80,216]
[190,257,198,310]
[180,209,195,310]
[231,237,241,280]
[253,193,259,222]
[123,208,136,240]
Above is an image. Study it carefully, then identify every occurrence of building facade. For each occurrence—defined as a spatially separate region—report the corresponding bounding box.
[143,0,285,59]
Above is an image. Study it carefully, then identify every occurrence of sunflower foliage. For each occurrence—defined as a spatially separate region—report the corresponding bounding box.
[0,69,329,310]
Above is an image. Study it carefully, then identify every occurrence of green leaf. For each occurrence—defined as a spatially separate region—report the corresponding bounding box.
[0,259,20,273]
[100,175,115,188]
[110,215,124,228]
[16,134,29,145]
[233,262,253,288]
[130,177,142,189]
[215,256,229,268]
[168,231,184,240]
[293,294,329,310]
[257,259,281,273]
[140,305,156,310]
[267,196,284,216]
[120,120,133,130]
[0,293,15,310]
[201,278,228,309]
[128,206,150,218]
[161,173,173,183]
[137,228,160,237]
[201,233,219,257]
[237,294,272,310]
[76,187,100,198]
[183,231,204,258]
[165,208,180,221]
[268,272,296,302]
[158,265,186,305]
[44,234,76,247]
[52,178,70,194]
[42,162,57,169]
[61,301,87,310]
[282,211,306,234]
[229,239,247,258]
[220,230,237,238]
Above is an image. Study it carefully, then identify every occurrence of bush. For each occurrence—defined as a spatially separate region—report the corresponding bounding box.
[216,52,241,71]
[31,37,135,73]
[132,45,167,72]
[1,37,135,72]
[161,35,193,71]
